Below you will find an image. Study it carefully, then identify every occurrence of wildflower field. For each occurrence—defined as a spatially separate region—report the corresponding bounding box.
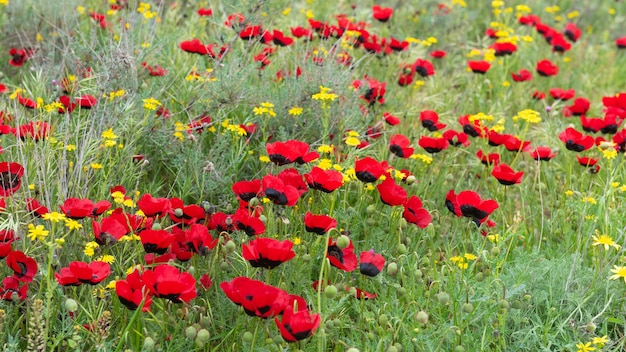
[1,0,626,351]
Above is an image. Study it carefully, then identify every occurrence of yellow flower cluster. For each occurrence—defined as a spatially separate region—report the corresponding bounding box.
[450,253,477,269]
[312,86,338,102]
[253,102,277,117]
[137,2,157,19]
[101,128,118,148]
[142,97,162,111]
[513,109,542,124]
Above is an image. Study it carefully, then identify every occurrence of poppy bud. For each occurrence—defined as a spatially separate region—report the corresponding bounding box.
[64,298,78,312]
[405,175,417,185]
[365,204,376,215]
[462,303,474,313]
[490,247,501,257]
[151,223,161,230]
[225,240,236,253]
[585,322,596,332]
[324,285,338,298]
[185,326,197,340]
[415,310,429,325]
[498,299,509,310]
[174,208,184,217]
[436,292,450,305]
[396,243,407,254]
[248,197,260,207]
[454,346,466,352]
[143,337,155,351]
[387,262,398,276]
[196,329,210,343]
[242,331,254,343]
[336,235,350,249]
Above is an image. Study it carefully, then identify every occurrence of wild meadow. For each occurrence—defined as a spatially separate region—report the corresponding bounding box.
[1,0,626,351]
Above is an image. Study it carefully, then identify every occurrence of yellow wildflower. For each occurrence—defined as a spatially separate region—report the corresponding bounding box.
[42,211,66,223]
[28,224,49,242]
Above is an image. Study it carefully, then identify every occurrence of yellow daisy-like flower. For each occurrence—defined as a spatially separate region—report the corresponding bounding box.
[28,224,50,242]
[65,219,83,231]
[592,234,621,250]
[609,265,626,283]
[317,144,334,154]
[575,342,595,352]
[317,158,333,170]
[288,106,303,116]
[591,335,609,348]
[96,255,115,264]
[101,128,118,140]
[84,241,99,257]
[142,97,162,110]
[42,211,67,223]
[91,163,103,170]
[345,136,361,147]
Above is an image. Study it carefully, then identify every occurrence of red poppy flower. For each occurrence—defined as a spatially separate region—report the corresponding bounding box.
[564,97,591,117]
[383,112,401,126]
[559,127,595,152]
[277,168,308,196]
[491,163,524,185]
[443,130,470,147]
[92,216,130,245]
[60,198,111,219]
[55,261,111,286]
[353,76,386,105]
[613,129,626,152]
[487,131,511,147]
[551,35,571,53]
[142,264,197,303]
[304,212,337,235]
[197,7,213,17]
[242,237,295,269]
[199,274,212,290]
[327,238,357,272]
[224,13,245,28]
[0,229,15,259]
[532,90,546,100]
[8,48,35,67]
[549,88,576,101]
[511,69,533,82]
[57,95,76,114]
[239,25,262,40]
[413,59,435,77]
[0,162,24,197]
[536,59,559,76]
[419,136,449,153]
[581,115,620,134]
[359,250,385,277]
[397,71,414,86]
[76,94,97,108]
[389,134,414,158]
[519,14,541,26]
[351,286,377,299]
[458,115,488,137]
[16,94,38,109]
[403,195,432,228]
[142,62,168,76]
[266,140,319,166]
[16,121,51,141]
[272,30,294,46]
[389,37,409,51]
[262,175,301,206]
[179,39,212,55]
[167,198,205,225]
[233,208,265,236]
[430,50,447,58]
[275,306,321,342]
[0,276,28,301]
[376,178,407,206]
[617,37,626,49]
[576,155,599,168]
[290,26,313,40]
[6,250,38,282]
[304,167,343,193]
[468,60,491,74]
[563,23,581,42]
[176,224,218,256]
[445,190,499,225]
[529,146,557,161]
[139,229,173,254]
[89,12,109,28]
[372,5,393,22]
[505,136,532,152]
[221,277,290,318]
[420,110,446,131]
[137,194,171,217]
[354,157,388,183]
[116,269,152,311]
[491,41,517,56]
[476,150,500,166]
